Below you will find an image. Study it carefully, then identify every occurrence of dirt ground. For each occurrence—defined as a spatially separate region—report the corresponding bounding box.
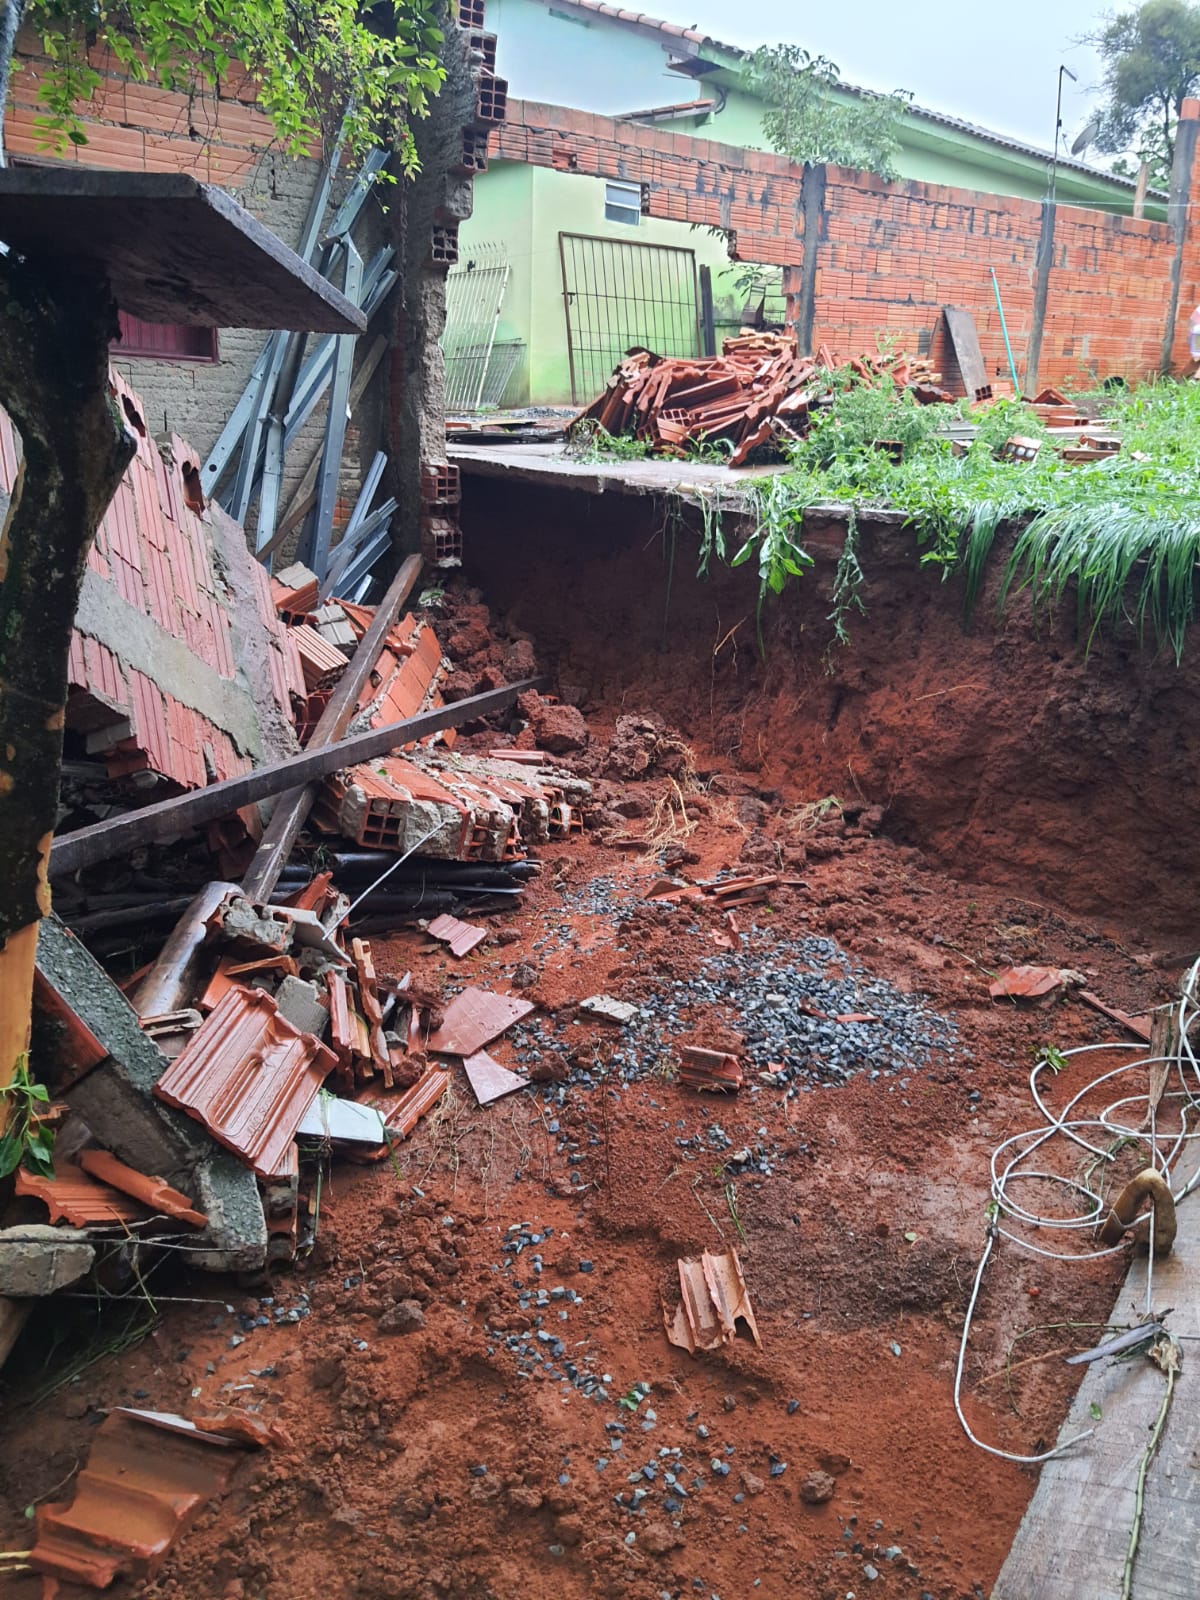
[0,500,1185,1599]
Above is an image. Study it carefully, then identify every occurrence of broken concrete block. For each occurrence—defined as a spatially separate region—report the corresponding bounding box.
[37,916,268,1274]
[272,975,328,1036]
[0,1225,95,1297]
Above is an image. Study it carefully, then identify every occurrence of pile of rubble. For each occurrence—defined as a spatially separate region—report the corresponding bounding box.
[4,374,594,1351]
[573,330,951,464]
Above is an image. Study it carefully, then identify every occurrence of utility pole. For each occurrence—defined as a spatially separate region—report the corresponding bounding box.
[1049,64,1078,206]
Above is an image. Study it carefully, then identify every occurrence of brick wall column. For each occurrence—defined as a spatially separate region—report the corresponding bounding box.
[1024,201,1056,393]
[795,164,826,358]
[1161,96,1200,371]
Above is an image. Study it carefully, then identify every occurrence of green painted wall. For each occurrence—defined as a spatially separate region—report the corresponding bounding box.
[458,160,783,407]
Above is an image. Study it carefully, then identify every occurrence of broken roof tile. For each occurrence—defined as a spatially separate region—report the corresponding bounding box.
[15,1162,150,1228]
[665,1247,761,1355]
[427,913,487,958]
[358,1068,452,1143]
[988,965,1068,1003]
[424,988,535,1057]
[31,1407,251,1589]
[77,1149,207,1228]
[462,1050,529,1106]
[153,985,336,1180]
[677,1046,744,1093]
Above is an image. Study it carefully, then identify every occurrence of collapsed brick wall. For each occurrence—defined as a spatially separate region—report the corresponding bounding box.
[390,4,505,570]
[493,97,1200,390]
[0,378,301,795]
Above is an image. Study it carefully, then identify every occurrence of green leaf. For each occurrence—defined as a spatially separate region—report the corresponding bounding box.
[1089,1401,1103,1421]
[0,1136,24,1180]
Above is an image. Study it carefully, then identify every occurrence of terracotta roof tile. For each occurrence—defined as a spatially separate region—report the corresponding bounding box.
[31,1408,248,1589]
[154,985,336,1180]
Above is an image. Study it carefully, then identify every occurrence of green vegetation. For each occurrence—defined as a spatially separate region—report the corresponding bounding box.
[7,0,446,171]
[1087,0,1200,188]
[0,1054,54,1179]
[744,44,910,179]
[718,375,1200,660]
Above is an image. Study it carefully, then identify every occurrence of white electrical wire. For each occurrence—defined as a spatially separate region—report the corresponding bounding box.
[955,957,1200,1463]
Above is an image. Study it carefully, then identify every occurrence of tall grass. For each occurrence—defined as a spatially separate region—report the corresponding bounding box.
[735,378,1200,660]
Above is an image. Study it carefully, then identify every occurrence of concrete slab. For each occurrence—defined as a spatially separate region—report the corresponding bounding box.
[36,916,267,1271]
[995,1139,1200,1600]
[447,439,908,530]
[447,439,780,510]
[0,1226,95,1296]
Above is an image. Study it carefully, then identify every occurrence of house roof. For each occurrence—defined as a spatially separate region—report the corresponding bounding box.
[537,0,1163,197]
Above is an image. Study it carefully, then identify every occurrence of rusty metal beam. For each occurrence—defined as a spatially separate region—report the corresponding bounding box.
[239,554,424,903]
[50,676,548,878]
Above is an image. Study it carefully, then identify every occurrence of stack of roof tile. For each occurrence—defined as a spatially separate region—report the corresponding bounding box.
[0,373,305,796]
[575,331,950,463]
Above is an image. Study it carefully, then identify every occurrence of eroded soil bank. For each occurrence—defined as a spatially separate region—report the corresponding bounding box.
[465,476,1200,948]
[0,484,1187,1599]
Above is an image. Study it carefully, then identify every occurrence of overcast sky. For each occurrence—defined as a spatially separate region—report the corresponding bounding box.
[663,0,1112,157]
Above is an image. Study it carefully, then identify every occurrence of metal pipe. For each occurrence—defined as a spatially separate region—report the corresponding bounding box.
[331,820,445,929]
[990,267,1021,395]
[129,882,240,1018]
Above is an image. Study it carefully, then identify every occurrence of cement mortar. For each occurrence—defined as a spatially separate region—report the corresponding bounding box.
[74,566,265,761]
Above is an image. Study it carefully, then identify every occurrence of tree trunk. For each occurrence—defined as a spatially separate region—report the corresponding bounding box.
[0,251,135,1095]
[0,0,27,169]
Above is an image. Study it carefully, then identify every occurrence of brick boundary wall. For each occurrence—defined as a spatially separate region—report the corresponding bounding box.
[4,31,279,183]
[493,97,1200,390]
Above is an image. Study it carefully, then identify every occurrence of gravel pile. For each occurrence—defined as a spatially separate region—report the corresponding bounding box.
[505,928,956,1095]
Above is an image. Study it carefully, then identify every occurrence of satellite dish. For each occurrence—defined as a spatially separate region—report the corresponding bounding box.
[1071,117,1102,155]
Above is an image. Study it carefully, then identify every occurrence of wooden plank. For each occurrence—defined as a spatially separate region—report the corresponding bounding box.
[994,1139,1200,1600]
[0,169,366,333]
[942,306,989,398]
[240,554,424,902]
[49,676,549,877]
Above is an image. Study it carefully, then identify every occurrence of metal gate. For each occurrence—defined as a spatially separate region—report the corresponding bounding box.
[442,241,512,413]
[558,233,701,405]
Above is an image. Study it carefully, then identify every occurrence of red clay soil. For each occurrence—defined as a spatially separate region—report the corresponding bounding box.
[463,476,1200,950]
[0,803,1176,1599]
[0,517,1188,1599]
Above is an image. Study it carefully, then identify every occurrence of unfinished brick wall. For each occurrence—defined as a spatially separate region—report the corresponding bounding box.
[494,98,1200,390]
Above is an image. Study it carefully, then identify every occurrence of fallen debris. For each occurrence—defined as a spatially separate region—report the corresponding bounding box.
[153,985,336,1181]
[0,1226,96,1297]
[988,965,1082,1004]
[427,912,488,957]
[424,987,535,1056]
[580,994,639,1026]
[678,1046,745,1093]
[1077,988,1153,1043]
[574,331,950,463]
[15,1162,150,1228]
[462,1049,529,1106]
[30,1407,262,1589]
[297,1093,389,1145]
[666,1246,761,1355]
[77,1148,207,1227]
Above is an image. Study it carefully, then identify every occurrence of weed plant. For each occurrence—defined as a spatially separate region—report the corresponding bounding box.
[727,377,1200,660]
